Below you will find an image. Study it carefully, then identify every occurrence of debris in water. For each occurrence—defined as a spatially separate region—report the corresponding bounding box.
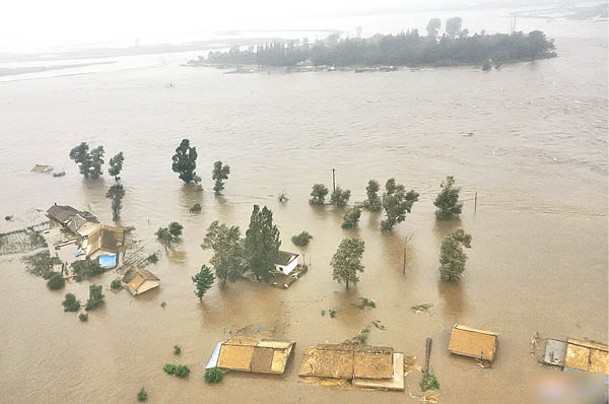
[411,303,434,314]
[371,320,386,330]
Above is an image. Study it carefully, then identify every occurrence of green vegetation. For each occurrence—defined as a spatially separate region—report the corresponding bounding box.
[353,297,376,309]
[278,193,289,203]
[110,278,122,289]
[341,207,361,229]
[212,161,230,195]
[23,251,61,279]
[85,284,105,311]
[46,272,65,290]
[171,139,200,185]
[146,253,159,264]
[29,231,47,248]
[163,364,190,378]
[156,222,183,248]
[137,387,148,402]
[69,142,105,179]
[62,293,81,312]
[71,259,104,282]
[439,229,472,281]
[420,372,440,391]
[4,215,13,221]
[411,303,434,313]
[330,187,351,207]
[192,265,215,302]
[331,238,365,289]
[106,183,126,222]
[204,367,225,384]
[108,151,124,180]
[381,178,419,231]
[79,312,88,322]
[364,180,382,211]
[328,309,337,318]
[189,203,202,213]
[244,205,281,282]
[434,176,463,220]
[173,345,182,355]
[309,184,329,205]
[202,221,246,285]
[291,231,313,247]
[355,327,371,344]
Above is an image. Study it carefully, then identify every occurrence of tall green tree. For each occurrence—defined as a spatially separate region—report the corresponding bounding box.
[69,142,92,178]
[331,238,365,289]
[439,228,472,281]
[85,284,105,311]
[192,265,215,302]
[106,184,126,222]
[330,187,351,207]
[89,146,105,179]
[381,179,419,231]
[202,221,246,286]
[426,18,441,38]
[364,180,382,211]
[212,161,230,195]
[434,176,463,220]
[156,222,183,248]
[171,139,200,184]
[342,207,361,229]
[309,184,329,205]
[244,205,281,281]
[108,151,124,180]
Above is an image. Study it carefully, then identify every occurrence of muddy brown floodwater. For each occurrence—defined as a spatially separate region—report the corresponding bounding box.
[0,14,607,404]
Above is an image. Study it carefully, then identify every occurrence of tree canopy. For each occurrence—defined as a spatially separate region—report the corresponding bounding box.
[330,187,351,207]
[331,238,365,289]
[439,228,472,281]
[434,176,463,220]
[310,184,329,205]
[212,161,230,195]
[192,265,215,302]
[69,142,105,179]
[202,221,246,285]
[172,139,199,184]
[342,207,361,229]
[381,178,419,231]
[156,222,183,248]
[108,151,124,180]
[244,205,281,281]
[106,184,126,222]
[364,180,382,211]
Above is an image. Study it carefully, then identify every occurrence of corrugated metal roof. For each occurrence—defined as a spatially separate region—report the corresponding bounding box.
[448,324,498,361]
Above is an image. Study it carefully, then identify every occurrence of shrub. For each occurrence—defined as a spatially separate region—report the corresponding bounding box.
[420,373,440,391]
[71,259,104,282]
[85,284,104,311]
[79,312,88,322]
[204,368,225,384]
[110,278,122,289]
[174,345,182,356]
[330,187,351,207]
[62,293,81,312]
[291,231,313,247]
[23,251,61,279]
[46,272,65,290]
[341,207,361,229]
[137,387,148,402]
[146,253,159,264]
[309,184,329,205]
[163,364,190,378]
[189,203,202,213]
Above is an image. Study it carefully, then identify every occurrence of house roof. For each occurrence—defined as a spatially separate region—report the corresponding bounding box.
[213,337,295,375]
[276,251,299,266]
[47,204,80,224]
[125,269,160,294]
[299,343,395,380]
[564,338,608,375]
[448,324,498,362]
[86,224,124,256]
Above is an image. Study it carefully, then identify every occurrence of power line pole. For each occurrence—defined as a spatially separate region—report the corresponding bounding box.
[332,168,336,193]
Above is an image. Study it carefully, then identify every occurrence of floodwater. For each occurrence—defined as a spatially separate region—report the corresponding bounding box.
[0,11,607,404]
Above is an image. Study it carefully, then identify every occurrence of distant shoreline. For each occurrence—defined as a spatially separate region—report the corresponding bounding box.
[0,61,115,77]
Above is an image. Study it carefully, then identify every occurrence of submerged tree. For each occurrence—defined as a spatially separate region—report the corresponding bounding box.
[202,221,246,286]
[85,284,105,311]
[69,142,104,179]
[330,187,351,208]
[106,184,126,222]
[309,184,329,205]
[108,151,124,180]
[291,231,313,247]
[342,207,361,229]
[212,161,231,195]
[364,180,382,211]
[62,293,81,312]
[89,146,105,179]
[156,222,183,248]
[171,139,200,185]
[331,238,365,289]
[244,205,281,281]
[439,228,472,281]
[381,178,419,231]
[434,176,463,220]
[192,265,215,302]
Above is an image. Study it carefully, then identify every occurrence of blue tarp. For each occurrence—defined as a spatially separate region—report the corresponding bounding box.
[98,254,117,268]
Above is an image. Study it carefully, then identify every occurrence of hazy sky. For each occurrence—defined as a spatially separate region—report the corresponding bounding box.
[0,0,579,52]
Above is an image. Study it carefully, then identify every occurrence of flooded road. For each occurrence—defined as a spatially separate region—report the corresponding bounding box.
[0,14,607,404]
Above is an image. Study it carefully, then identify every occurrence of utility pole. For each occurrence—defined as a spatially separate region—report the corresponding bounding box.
[332,168,336,193]
[474,192,478,215]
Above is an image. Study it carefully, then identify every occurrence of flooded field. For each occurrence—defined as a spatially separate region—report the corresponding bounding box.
[0,14,607,404]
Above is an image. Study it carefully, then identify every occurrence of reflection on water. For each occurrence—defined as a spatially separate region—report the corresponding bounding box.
[437,280,468,321]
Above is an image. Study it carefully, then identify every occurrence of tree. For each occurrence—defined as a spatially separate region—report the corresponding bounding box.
[381,179,419,231]
[192,265,215,302]
[71,259,104,282]
[331,238,365,289]
[89,146,105,179]
[426,18,441,38]
[108,151,124,180]
[212,161,230,195]
[46,272,65,290]
[439,228,472,281]
[69,142,92,178]
[364,180,382,211]
[244,205,281,281]
[445,17,463,39]
[137,387,148,402]
[171,139,200,184]
[85,284,105,311]
[342,207,361,229]
[291,231,313,247]
[106,184,126,222]
[330,187,351,207]
[309,184,329,205]
[202,221,246,285]
[433,176,463,220]
[62,293,81,312]
[156,222,183,248]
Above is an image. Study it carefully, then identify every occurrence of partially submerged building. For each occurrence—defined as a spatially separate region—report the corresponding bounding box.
[206,337,295,375]
[448,324,498,362]
[543,338,608,375]
[275,251,299,275]
[123,269,160,296]
[84,224,124,268]
[46,204,98,236]
[299,343,405,391]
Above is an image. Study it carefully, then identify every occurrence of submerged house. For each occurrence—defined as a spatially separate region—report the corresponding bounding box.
[84,224,124,268]
[46,204,98,236]
[123,269,160,296]
[448,324,498,362]
[543,338,608,375]
[275,251,299,275]
[299,343,405,391]
[206,337,295,375]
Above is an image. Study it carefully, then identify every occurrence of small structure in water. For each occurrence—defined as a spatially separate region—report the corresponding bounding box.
[542,337,608,375]
[299,343,405,391]
[84,224,124,268]
[275,251,299,275]
[123,268,160,296]
[448,324,498,362]
[206,337,295,375]
[46,204,98,236]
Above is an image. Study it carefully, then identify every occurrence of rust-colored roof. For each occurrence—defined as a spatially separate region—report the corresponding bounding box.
[87,224,124,256]
[215,338,295,375]
[125,269,160,295]
[448,324,498,361]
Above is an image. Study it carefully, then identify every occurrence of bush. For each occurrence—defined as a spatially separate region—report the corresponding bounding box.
[330,187,351,207]
[71,259,104,282]
[173,345,182,355]
[62,293,81,312]
[79,312,88,322]
[420,373,440,391]
[204,368,225,384]
[110,278,122,289]
[137,387,148,402]
[46,272,65,290]
[291,231,313,247]
[85,284,105,311]
[309,184,329,205]
[146,253,159,264]
[163,364,190,378]
[23,251,61,279]
[341,207,361,229]
[189,203,202,213]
